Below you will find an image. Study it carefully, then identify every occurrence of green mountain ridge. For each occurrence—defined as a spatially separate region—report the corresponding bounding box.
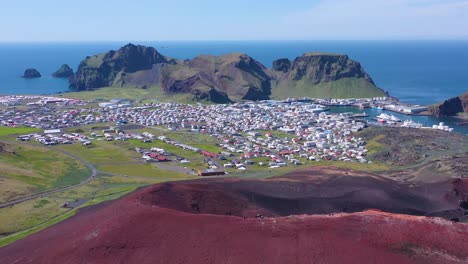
[69,43,387,102]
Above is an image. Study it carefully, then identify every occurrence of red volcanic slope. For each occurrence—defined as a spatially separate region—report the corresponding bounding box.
[1,181,468,264]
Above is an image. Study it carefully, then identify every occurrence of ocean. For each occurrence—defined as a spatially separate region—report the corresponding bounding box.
[0,41,467,134]
[0,41,467,105]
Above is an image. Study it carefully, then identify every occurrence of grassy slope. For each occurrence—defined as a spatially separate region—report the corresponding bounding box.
[271,78,387,99]
[0,126,192,244]
[62,77,386,103]
[0,142,88,203]
[61,86,206,105]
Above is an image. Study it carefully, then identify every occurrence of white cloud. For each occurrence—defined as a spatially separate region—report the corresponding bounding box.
[282,0,468,39]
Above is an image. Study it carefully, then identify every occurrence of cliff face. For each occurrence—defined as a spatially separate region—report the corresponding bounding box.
[70,44,385,102]
[287,53,374,84]
[69,43,169,90]
[274,53,375,85]
[270,53,385,99]
[431,92,468,117]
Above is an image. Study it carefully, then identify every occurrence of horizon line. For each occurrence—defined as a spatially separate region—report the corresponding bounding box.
[1,39,468,43]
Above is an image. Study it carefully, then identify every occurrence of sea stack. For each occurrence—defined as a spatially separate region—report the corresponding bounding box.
[53,64,74,78]
[22,68,41,78]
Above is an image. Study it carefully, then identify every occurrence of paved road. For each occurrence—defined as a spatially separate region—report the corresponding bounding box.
[0,144,97,209]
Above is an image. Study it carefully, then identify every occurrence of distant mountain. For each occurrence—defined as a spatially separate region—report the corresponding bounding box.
[430,92,468,117]
[69,43,387,102]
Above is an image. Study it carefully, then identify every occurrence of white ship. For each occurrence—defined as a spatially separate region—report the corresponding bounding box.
[306,104,329,113]
[376,113,401,123]
[401,119,422,128]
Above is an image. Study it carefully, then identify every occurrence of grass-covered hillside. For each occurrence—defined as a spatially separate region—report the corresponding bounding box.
[271,77,386,99]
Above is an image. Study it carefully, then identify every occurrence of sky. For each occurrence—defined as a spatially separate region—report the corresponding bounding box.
[1,0,468,41]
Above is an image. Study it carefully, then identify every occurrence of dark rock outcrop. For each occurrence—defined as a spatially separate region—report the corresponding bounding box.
[430,92,468,117]
[22,68,41,78]
[272,58,291,73]
[69,44,385,102]
[52,64,74,78]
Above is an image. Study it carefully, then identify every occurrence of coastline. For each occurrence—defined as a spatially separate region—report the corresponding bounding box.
[1,41,467,104]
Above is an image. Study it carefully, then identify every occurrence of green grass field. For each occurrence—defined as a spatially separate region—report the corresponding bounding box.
[56,140,139,164]
[0,126,39,137]
[0,142,89,203]
[362,134,387,156]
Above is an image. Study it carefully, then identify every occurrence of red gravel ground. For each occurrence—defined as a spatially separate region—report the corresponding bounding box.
[1,167,467,264]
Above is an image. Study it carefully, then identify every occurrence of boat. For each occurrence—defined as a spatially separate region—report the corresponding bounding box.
[306,104,329,113]
[376,113,401,122]
[349,112,370,118]
[401,120,422,128]
[389,115,401,122]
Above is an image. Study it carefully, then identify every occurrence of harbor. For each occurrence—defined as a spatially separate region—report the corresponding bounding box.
[327,106,466,134]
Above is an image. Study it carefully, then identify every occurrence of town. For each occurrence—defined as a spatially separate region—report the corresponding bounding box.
[0,95,382,175]
[0,94,454,176]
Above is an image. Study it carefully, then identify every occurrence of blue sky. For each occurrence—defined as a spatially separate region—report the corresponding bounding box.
[1,0,468,41]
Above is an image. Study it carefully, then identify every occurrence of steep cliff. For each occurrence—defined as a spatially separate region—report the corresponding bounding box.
[271,53,385,99]
[69,43,169,90]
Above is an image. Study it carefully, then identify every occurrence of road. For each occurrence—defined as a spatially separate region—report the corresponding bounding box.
[0,139,219,209]
[0,144,97,209]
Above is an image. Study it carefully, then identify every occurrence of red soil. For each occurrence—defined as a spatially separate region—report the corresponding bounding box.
[1,167,468,264]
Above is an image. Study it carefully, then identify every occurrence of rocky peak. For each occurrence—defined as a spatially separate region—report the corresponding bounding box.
[70,43,170,90]
[53,64,74,78]
[160,52,272,102]
[103,43,168,73]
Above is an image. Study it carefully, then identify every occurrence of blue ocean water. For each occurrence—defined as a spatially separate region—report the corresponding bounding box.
[0,41,467,105]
